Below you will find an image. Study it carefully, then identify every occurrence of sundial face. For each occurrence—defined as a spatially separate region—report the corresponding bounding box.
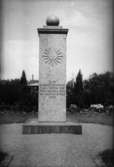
[41,48,64,66]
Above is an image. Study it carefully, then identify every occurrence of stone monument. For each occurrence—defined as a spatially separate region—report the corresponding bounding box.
[23,16,82,134]
[38,16,68,122]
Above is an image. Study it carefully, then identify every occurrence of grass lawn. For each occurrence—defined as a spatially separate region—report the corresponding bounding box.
[67,111,113,126]
[0,110,113,126]
[0,110,38,124]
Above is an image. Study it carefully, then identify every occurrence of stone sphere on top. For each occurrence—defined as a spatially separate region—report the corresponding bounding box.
[46,16,60,26]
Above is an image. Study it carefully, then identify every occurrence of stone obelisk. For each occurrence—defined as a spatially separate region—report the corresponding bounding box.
[38,16,68,122]
[23,16,82,135]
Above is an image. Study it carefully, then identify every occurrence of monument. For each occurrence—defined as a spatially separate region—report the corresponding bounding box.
[23,16,82,134]
[38,16,67,122]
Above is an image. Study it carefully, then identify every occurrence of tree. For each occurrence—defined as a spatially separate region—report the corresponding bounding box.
[83,72,114,106]
[66,71,114,109]
[20,70,27,86]
[66,79,75,108]
[74,70,83,94]
[73,70,84,108]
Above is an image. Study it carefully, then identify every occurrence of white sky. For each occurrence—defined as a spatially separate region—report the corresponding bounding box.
[1,0,113,81]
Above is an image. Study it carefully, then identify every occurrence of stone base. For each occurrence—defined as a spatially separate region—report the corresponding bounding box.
[22,119,82,135]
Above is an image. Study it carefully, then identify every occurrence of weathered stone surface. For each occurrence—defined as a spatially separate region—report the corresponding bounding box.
[38,25,68,122]
[23,121,82,134]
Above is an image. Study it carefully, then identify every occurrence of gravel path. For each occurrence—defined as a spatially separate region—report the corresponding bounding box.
[0,123,113,167]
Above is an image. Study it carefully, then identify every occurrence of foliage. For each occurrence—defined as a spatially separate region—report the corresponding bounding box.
[66,79,74,108]
[0,70,114,113]
[74,70,83,94]
[84,72,114,106]
[0,79,22,105]
[0,70,38,112]
[20,70,27,86]
[66,71,114,109]
[67,70,84,108]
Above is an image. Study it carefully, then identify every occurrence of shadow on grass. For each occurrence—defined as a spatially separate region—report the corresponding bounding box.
[0,151,8,163]
[0,150,14,167]
[99,149,114,167]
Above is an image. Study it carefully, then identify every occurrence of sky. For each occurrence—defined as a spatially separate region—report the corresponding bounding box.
[0,0,113,81]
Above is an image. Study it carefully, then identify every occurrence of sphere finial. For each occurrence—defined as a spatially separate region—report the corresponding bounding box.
[46,16,60,26]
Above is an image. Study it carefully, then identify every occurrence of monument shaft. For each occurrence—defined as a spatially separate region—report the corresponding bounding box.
[38,27,68,122]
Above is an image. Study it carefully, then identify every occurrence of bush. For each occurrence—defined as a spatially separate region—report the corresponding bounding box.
[66,71,114,108]
[0,79,38,113]
[69,104,79,113]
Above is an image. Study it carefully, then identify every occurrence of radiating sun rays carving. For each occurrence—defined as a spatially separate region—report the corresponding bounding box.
[41,48,63,66]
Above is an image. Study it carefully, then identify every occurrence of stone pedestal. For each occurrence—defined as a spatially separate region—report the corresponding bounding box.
[23,119,82,134]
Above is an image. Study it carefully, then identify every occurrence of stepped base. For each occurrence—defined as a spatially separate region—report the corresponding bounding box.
[23,119,82,134]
